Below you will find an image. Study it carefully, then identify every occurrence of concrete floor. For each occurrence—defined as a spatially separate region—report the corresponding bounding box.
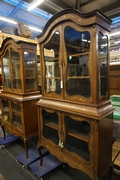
[0,128,120,180]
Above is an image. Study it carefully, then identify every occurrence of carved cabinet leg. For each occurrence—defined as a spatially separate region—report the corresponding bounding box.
[1,125,5,140]
[37,146,43,166]
[23,137,28,158]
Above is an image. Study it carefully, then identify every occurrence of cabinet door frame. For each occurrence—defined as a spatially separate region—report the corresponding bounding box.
[62,22,93,103]
[41,25,64,99]
[38,107,62,151]
[62,112,97,164]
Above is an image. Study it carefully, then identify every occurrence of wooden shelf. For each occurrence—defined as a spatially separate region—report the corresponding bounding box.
[44,122,58,130]
[70,52,89,57]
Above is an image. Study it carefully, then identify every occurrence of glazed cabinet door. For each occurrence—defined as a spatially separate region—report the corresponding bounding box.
[11,101,23,130]
[2,47,22,92]
[62,113,94,163]
[2,49,11,90]
[41,23,93,103]
[42,26,62,99]
[97,28,109,100]
[1,99,11,123]
[63,23,92,102]
[24,51,37,92]
[39,107,96,167]
[0,98,23,131]
[11,48,22,91]
[40,108,61,152]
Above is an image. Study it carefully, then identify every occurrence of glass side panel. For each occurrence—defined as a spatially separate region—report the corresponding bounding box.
[98,32,108,98]
[11,48,22,90]
[64,26,91,98]
[65,116,90,161]
[11,101,22,129]
[24,51,37,91]
[42,109,59,145]
[3,50,11,88]
[13,114,22,129]
[2,99,10,123]
[12,101,21,112]
[44,31,61,94]
[37,62,41,85]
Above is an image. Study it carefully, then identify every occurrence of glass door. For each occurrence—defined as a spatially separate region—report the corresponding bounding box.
[2,49,11,89]
[11,101,22,130]
[63,23,91,101]
[24,51,37,91]
[2,99,10,123]
[11,48,22,90]
[98,32,108,98]
[63,113,91,161]
[43,28,62,98]
[41,108,61,148]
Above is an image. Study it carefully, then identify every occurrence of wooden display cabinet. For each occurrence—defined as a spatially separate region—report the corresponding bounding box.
[110,64,120,95]
[36,9,114,180]
[0,38,40,158]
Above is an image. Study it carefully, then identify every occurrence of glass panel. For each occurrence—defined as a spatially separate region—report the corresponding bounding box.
[44,31,61,94]
[11,48,22,90]
[65,116,90,161]
[3,50,11,88]
[64,26,91,98]
[98,32,108,97]
[11,101,22,129]
[2,99,10,123]
[12,101,21,112]
[42,109,59,145]
[13,114,22,129]
[37,62,41,92]
[24,51,37,91]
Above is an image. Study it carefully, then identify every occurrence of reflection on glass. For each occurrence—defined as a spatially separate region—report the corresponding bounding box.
[42,109,58,145]
[37,62,41,86]
[11,48,22,90]
[64,26,91,97]
[65,116,90,161]
[12,101,21,112]
[12,102,22,129]
[13,115,22,129]
[24,51,37,91]
[2,99,10,123]
[3,50,11,88]
[44,31,61,94]
[98,32,108,98]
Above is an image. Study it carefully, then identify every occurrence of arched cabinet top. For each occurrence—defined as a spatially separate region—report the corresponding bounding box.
[37,8,112,43]
[0,37,36,57]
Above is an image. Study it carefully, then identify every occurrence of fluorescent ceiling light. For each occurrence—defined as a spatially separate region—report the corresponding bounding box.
[110,32,120,36]
[114,41,120,44]
[27,25,42,32]
[27,0,44,11]
[0,16,17,24]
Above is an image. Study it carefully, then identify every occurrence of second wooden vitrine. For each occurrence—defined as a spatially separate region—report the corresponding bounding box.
[0,38,40,158]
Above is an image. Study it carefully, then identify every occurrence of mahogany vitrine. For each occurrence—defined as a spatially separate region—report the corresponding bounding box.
[0,38,40,158]
[36,9,114,180]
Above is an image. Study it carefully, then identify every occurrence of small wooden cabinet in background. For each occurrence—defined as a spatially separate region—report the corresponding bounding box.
[36,9,114,180]
[0,38,40,158]
[110,64,120,95]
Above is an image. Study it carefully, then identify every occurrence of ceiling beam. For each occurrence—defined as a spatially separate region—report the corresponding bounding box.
[0,0,24,29]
